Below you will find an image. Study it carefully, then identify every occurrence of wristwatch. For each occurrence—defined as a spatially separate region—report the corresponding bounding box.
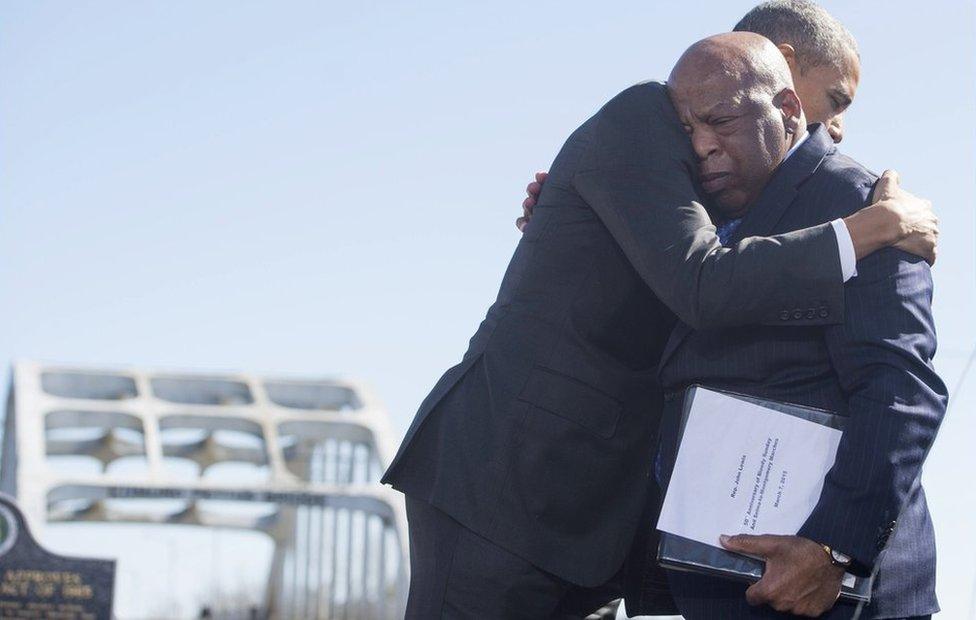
[820,543,852,568]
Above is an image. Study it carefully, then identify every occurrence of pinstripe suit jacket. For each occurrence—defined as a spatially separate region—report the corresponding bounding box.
[655,125,948,619]
[382,83,852,602]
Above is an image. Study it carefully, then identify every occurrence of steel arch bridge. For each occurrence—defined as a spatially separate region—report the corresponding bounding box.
[1,361,408,619]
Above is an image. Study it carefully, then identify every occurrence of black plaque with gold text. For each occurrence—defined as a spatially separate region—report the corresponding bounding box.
[0,493,115,619]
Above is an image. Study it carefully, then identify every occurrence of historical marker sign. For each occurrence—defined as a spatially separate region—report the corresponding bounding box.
[0,493,115,619]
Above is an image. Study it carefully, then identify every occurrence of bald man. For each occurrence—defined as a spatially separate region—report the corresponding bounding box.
[382,27,939,620]
[651,33,944,619]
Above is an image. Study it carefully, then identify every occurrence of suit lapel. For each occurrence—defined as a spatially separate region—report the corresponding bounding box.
[658,125,834,375]
[730,125,834,244]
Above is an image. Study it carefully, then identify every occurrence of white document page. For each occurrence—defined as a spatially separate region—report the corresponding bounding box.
[657,387,843,549]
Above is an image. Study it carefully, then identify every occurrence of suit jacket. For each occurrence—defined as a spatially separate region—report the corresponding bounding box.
[380,82,851,605]
[656,125,948,619]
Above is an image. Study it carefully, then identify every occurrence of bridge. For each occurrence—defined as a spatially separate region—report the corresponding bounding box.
[1,360,408,618]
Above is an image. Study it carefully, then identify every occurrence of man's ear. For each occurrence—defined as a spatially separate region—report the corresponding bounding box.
[773,88,803,135]
[777,43,798,73]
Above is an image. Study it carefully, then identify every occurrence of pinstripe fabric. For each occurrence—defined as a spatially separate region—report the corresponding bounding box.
[382,83,849,608]
[655,126,948,619]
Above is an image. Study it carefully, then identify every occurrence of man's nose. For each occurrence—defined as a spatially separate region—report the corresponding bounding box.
[691,131,719,161]
[828,115,844,143]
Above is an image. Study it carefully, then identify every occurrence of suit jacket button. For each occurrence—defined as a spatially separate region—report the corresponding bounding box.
[779,310,790,321]
[819,308,830,318]
[806,308,816,319]
[792,309,804,320]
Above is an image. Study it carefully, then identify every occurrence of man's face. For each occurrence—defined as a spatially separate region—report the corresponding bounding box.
[790,48,860,143]
[669,77,794,219]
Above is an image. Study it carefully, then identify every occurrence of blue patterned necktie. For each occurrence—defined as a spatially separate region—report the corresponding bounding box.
[715,218,743,246]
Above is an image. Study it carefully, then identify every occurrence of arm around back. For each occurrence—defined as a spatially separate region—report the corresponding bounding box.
[573,81,845,330]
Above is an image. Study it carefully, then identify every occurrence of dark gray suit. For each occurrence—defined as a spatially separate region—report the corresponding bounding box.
[656,125,948,619]
[382,82,853,616]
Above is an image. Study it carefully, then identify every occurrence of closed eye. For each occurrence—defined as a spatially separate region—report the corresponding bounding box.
[829,91,852,112]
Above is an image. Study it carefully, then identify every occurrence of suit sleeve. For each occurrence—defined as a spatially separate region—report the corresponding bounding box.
[796,247,947,573]
[572,83,845,330]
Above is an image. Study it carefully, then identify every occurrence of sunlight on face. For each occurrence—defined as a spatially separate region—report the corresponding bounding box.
[669,77,793,219]
[791,48,860,143]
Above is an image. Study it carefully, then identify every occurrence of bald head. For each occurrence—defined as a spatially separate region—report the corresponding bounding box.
[668,32,795,103]
[667,32,806,218]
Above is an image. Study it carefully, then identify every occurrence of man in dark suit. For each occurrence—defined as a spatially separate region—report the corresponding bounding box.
[380,29,938,620]
[653,32,946,619]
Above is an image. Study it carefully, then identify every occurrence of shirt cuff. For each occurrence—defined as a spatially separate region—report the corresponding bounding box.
[830,218,858,282]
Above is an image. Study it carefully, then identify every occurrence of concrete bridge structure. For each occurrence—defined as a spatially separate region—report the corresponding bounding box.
[1,360,408,619]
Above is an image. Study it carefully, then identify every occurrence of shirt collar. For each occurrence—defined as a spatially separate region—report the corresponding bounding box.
[783,130,810,162]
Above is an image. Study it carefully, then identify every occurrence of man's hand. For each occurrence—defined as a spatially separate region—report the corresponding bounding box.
[720,533,844,617]
[872,170,939,264]
[516,171,548,232]
[844,169,938,265]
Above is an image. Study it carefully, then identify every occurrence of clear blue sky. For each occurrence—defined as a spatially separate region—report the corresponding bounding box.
[1,1,973,617]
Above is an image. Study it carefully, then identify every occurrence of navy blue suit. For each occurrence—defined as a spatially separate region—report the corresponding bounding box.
[655,125,948,619]
[382,83,855,617]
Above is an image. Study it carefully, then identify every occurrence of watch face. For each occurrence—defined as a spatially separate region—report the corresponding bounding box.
[831,549,851,565]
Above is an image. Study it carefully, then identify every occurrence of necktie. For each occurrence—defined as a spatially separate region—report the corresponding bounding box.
[715,218,743,246]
